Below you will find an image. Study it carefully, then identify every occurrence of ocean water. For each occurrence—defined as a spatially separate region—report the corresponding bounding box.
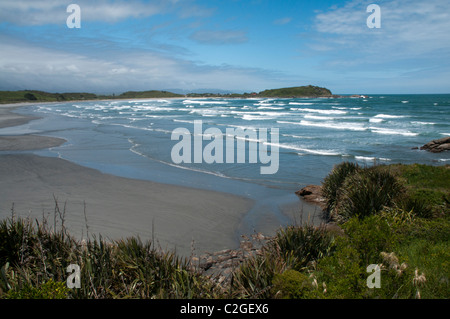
[3,94,450,233]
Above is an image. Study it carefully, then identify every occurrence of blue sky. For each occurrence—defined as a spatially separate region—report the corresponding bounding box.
[0,0,449,94]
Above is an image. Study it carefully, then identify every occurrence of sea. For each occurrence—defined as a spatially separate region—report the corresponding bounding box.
[3,94,450,235]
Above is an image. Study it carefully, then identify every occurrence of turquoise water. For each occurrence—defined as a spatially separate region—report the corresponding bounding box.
[3,94,449,232]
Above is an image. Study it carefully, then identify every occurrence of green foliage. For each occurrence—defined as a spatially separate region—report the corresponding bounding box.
[23,93,37,100]
[322,161,361,215]
[313,215,395,297]
[334,167,404,221]
[0,215,218,299]
[259,85,332,97]
[232,224,335,298]
[0,90,182,104]
[389,163,450,217]
[310,212,449,299]
[117,90,183,99]
[270,225,335,271]
[272,270,315,299]
[314,216,411,298]
[5,279,69,299]
[341,216,395,265]
[232,252,289,299]
[322,162,449,221]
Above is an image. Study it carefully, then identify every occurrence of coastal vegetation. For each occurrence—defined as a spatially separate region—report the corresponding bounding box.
[0,90,182,104]
[0,162,448,299]
[0,85,333,104]
[258,85,332,98]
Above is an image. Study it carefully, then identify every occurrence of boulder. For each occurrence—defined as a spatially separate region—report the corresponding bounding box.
[295,185,326,209]
[420,137,450,153]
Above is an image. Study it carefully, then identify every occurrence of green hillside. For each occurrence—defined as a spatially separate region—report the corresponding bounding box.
[0,90,183,104]
[259,85,332,97]
[117,90,183,99]
[0,85,333,104]
[0,90,98,104]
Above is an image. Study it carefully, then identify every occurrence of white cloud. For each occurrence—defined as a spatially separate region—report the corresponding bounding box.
[310,0,450,68]
[0,36,278,93]
[0,0,211,25]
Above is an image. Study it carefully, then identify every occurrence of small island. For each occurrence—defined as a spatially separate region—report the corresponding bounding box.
[258,85,332,98]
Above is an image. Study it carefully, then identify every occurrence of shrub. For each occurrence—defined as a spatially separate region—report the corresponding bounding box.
[270,224,335,271]
[23,93,37,100]
[231,252,289,299]
[322,162,360,216]
[5,279,69,299]
[232,224,335,298]
[272,270,315,299]
[334,168,404,221]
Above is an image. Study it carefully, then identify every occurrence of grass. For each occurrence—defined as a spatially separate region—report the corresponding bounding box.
[0,213,219,299]
[0,162,448,299]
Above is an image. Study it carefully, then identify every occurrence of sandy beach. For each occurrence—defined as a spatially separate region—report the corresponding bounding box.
[0,103,254,257]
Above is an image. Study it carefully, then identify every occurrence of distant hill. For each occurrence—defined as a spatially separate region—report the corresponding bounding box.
[258,85,332,98]
[117,90,183,99]
[0,85,333,104]
[0,90,99,104]
[0,90,182,104]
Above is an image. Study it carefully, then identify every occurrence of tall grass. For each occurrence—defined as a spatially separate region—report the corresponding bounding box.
[335,167,404,221]
[321,161,360,218]
[0,213,219,299]
[231,224,335,298]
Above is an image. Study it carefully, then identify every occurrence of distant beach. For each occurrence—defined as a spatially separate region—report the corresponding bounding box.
[0,103,255,257]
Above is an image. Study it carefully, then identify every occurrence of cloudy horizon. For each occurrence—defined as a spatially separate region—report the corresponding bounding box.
[0,0,449,95]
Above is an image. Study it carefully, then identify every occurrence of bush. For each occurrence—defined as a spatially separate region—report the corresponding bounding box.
[232,224,335,298]
[322,162,360,216]
[23,93,37,100]
[272,270,315,299]
[312,215,422,299]
[334,168,404,221]
[270,224,335,271]
[5,279,69,299]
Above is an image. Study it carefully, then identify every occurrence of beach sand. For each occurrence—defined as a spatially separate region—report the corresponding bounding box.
[0,103,254,257]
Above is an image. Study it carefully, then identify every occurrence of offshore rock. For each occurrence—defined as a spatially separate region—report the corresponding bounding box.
[420,137,450,153]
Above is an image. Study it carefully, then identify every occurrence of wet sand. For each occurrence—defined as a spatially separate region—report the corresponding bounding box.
[0,103,254,256]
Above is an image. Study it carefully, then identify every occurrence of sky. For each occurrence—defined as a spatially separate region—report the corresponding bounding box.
[0,0,449,94]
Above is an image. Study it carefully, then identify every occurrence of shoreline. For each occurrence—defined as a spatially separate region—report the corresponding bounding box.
[0,103,256,257]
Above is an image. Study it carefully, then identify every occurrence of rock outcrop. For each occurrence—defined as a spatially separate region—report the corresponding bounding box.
[420,137,450,153]
[295,185,326,210]
[191,233,268,286]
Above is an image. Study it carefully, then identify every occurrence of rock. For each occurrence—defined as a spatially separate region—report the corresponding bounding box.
[295,185,326,209]
[193,233,270,287]
[240,241,253,251]
[420,137,450,153]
